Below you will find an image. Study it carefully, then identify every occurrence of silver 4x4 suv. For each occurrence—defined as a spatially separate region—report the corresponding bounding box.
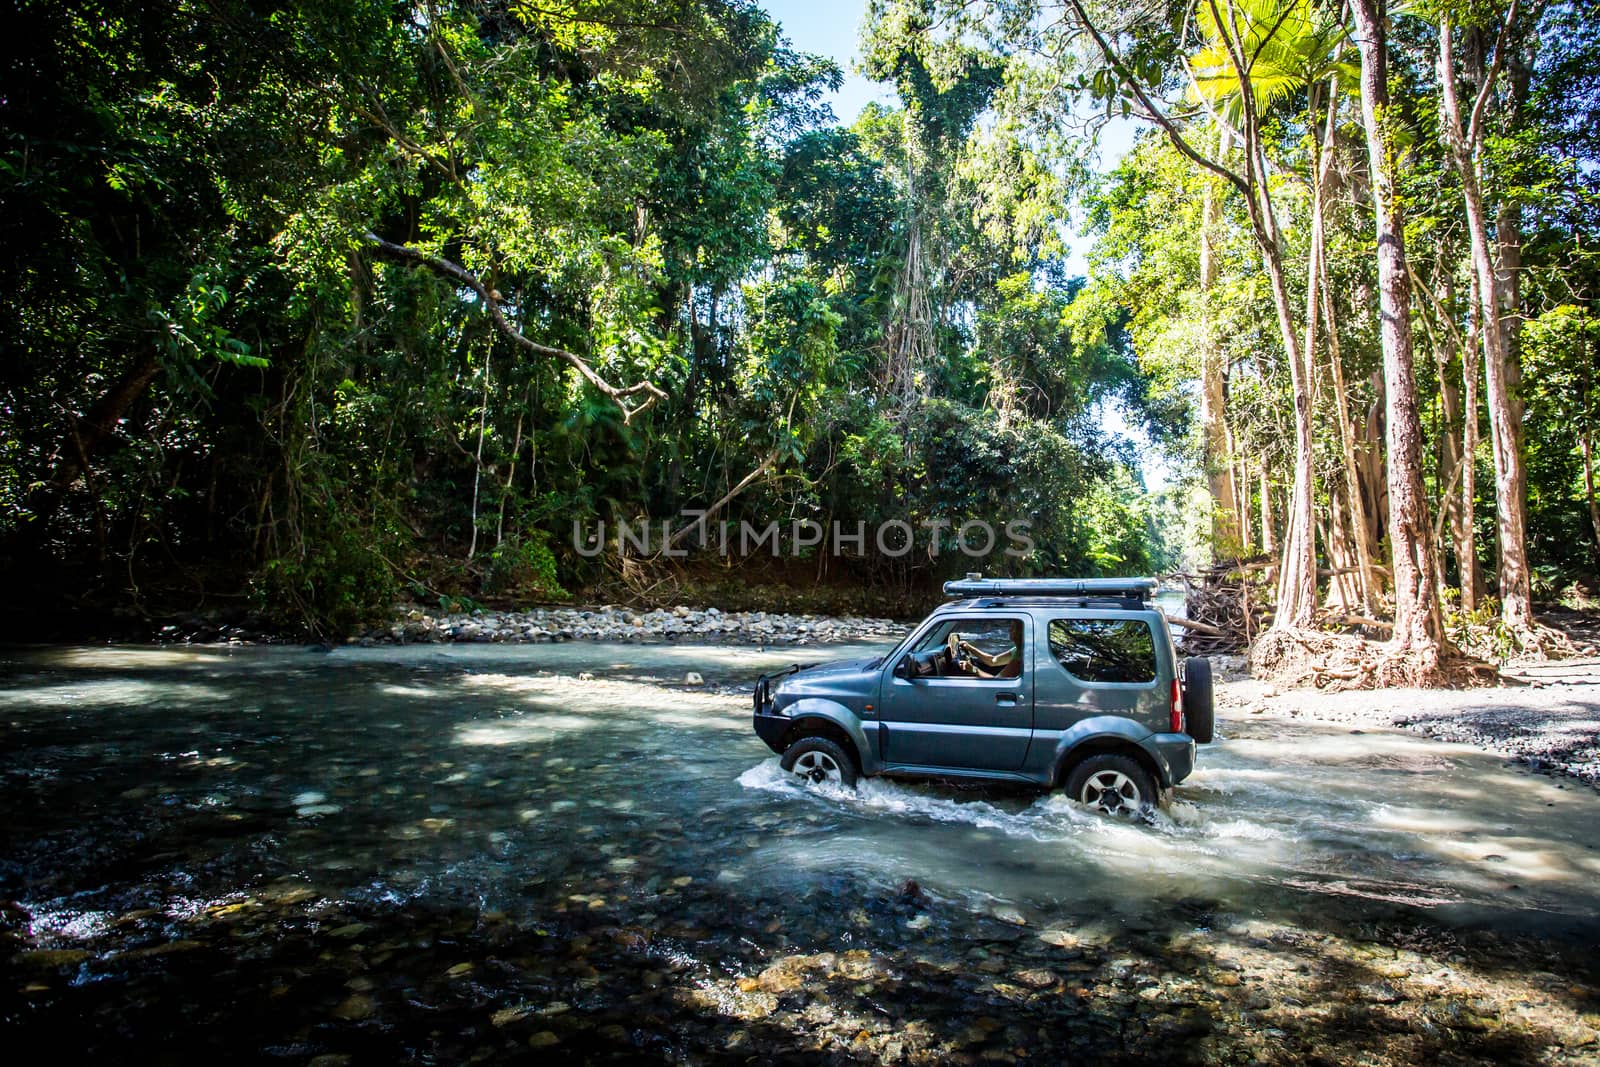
[752,577,1214,817]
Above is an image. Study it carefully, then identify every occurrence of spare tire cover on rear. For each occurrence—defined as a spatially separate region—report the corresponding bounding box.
[1183,656,1215,744]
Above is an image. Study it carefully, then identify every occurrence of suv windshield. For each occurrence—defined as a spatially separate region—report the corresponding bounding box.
[1048,618,1156,684]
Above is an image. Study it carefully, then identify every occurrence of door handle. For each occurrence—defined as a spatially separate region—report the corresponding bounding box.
[995,693,1020,706]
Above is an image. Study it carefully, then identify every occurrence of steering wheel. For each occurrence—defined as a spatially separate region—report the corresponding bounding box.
[946,631,969,673]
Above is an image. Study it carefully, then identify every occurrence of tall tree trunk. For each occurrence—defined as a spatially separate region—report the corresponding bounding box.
[1494,197,1533,618]
[1258,171,1318,632]
[1437,13,1535,637]
[1260,470,1278,556]
[1323,271,1378,612]
[1418,263,1482,608]
[1352,0,1449,674]
[1200,128,1240,555]
[1287,82,1333,617]
[1235,452,1254,556]
[1460,268,1484,609]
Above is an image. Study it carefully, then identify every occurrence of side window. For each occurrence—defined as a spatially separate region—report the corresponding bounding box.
[910,618,1024,679]
[1048,619,1156,684]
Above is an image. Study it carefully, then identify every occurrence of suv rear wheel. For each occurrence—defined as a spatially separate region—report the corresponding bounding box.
[780,736,859,789]
[1064,754,1157,819]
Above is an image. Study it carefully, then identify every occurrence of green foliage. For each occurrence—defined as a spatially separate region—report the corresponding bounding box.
[1522,305,1600,574]
[252,508,400,638]
[1,0,1205,634]
[486,533,568,600]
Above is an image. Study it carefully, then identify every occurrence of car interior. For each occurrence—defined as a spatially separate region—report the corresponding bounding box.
[903,618,1023,680]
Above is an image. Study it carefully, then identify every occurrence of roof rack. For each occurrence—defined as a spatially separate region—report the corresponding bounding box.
[941,575,1158,600]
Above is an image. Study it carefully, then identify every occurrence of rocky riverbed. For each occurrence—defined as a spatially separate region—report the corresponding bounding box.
[363,605,908,647]
[3,641,1598,1064]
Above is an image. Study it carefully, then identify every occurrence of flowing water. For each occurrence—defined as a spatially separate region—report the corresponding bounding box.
[2,642,1597,1063]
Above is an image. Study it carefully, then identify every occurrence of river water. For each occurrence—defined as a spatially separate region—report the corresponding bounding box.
[2,642,1597,1063]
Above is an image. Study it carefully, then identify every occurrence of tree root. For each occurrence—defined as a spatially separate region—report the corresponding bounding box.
[1249,627,1500,691]
[1503,621,1579,661]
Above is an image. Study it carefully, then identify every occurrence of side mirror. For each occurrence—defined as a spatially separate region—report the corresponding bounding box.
[893,653,912,679]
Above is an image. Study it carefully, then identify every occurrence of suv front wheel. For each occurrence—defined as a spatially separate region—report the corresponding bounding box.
[780,736,859,789]
[1064,754,1158,819]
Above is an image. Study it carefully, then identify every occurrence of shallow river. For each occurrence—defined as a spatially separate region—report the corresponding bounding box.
[2,642,1597,1063]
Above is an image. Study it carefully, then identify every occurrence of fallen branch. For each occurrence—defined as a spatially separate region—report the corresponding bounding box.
[364,233,666,424]
[663,448,784,551]
[1164,613,1225,638]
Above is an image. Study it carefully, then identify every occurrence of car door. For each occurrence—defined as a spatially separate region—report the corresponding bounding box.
[878,615,1033,771]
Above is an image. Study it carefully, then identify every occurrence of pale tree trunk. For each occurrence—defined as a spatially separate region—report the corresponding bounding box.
[1064,0,1314,624]
[1200,128,1241,555]
[1308,85,1377,613]
[1435,264,1486,609]
[1495,197,1532,612]
[1581,336,1600,567]
[1260,471,1277,556]
[1235,452,1254,556]
[1259,164,1318,632]
[1292,81,1333,613]
[1437,13,1536,636]
[1460,268,1484,609]
[1322,273,1379,612]
[1352,0,1449,673]
[1415,262,1484,608]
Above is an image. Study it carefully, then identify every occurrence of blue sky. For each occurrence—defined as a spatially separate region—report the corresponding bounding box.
[759,0,890,123]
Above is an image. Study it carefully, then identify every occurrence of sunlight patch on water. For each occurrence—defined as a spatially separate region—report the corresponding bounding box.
[455,715,601,745]
[0,678,231,709]
[377,683,441,699]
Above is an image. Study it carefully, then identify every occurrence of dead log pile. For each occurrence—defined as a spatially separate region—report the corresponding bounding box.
[1168,557,1273,655]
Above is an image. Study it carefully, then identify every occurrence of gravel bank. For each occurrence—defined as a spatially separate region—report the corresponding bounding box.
[364,604,908,646]
[1218,656,1600,788]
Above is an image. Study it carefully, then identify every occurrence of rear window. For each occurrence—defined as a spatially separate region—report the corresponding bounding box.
[1048,619,1156,683]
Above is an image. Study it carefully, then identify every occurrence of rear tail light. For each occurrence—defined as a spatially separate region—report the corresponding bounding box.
[1170,678,1184,733]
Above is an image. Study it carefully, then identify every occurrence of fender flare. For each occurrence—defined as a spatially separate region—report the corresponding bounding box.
[1050,717,1170,788]
[779,698,879,775]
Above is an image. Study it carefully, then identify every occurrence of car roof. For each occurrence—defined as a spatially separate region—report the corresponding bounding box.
[936,596,1161,614]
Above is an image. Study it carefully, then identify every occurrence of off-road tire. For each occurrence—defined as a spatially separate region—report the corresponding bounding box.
[1064,754,1158,819]
[780,736,859,789]
[1183,656,1216,743]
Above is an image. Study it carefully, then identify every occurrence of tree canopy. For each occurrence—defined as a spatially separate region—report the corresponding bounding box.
[2,0,1597,653]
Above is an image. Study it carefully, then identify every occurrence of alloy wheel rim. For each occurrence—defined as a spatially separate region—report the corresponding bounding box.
[793,750,842,784]
[1082,770,1141,815]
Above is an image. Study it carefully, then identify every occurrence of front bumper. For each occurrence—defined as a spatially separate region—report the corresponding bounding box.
[753,709,790,753]
[752,664,806,754]
[1145,733,1197,787]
